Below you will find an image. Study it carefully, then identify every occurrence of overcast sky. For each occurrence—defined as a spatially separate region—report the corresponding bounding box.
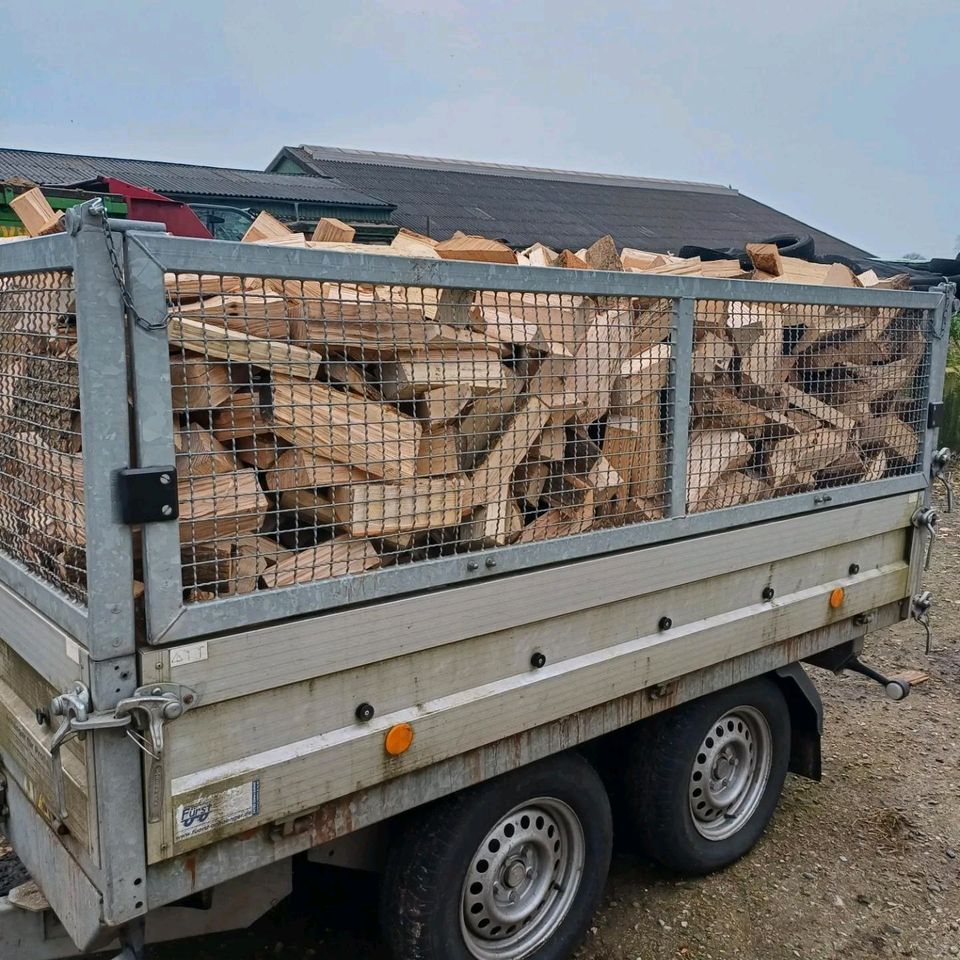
[2,0,957,259]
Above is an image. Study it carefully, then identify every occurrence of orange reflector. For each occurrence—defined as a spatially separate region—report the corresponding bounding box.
[385,722,415,756]
[829,587,845,609]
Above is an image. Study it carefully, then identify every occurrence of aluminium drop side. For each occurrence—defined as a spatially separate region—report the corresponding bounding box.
[0,203,953,958]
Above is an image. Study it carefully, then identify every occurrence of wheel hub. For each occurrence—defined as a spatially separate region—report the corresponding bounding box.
[461,799,585,959]
[688,706,773,842]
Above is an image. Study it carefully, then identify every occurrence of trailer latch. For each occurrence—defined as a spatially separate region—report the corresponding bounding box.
[118,466,179,524]
[930,447,953,514]
[911,507,940,570]
[46,681,198,821]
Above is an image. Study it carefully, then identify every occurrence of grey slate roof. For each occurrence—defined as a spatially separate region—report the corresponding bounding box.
[276,145,872,258]
[0,148,391,208]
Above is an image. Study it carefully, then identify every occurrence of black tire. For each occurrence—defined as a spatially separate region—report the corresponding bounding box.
[624,677,791,876]
[760,234,816,260]
[380,753,613,960]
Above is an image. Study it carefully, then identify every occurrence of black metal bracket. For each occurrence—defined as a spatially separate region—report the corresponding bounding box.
[928,402,944,428]
[118,466,178,524]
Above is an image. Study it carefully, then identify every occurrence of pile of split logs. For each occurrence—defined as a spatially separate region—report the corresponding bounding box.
[0,193,925,600]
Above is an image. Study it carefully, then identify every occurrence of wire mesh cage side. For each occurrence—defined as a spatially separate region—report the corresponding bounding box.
[0,269,86,603]
[686,298,932,513]
[163,273,676,600]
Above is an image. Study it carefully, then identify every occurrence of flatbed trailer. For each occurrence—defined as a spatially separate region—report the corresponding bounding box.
[0,203,953,960]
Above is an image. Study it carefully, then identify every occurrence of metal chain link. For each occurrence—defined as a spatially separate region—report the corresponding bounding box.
[96,202,169,331]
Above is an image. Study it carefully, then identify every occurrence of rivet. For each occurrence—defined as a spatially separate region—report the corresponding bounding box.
[485,558,497,569]
[467,560,479,572]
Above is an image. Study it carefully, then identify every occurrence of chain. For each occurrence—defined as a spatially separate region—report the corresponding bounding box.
[96,202,169,331]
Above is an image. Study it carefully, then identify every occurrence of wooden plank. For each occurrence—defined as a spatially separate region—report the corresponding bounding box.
[270,380,421,482]
[312,218,356,243]
[168,317,320,380]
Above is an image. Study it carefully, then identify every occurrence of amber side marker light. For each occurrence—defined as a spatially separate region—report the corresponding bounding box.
[829,587,845,609]
[385,722,415,756]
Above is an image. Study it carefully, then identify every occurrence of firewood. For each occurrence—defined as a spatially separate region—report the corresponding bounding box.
[746,243,783,277]
[570,309,636,423]
[211,392,274,441]
[518,502,594,543]
[261,536,380,588]
[169,317,320,380]
[436,235,516,264]
[170,355,237,412]
[332,478,466,539]
[553,250,590,269]
[242,210,296,244]
[431,288,475,328]
[766,429,849,488]
[513,456,551,507]
[378,355,509,402]
[270,380,421,482]
[462,491,525,547]
[858,415,919,463]
[176,293,307,342]
[700,260,749,279]
[779,384,856,431]
[233,434,283,470]
[312,217,356,243]
[610,343,671,413]
[415,424,462,476]
[584,235,622,272]
[620,249,667,271]
[264,447,369,494]
[9,187,64,236]
[175,423,239,477]
[521,243,558,267]
[686,430,753,507]
[416,384,474,424]
[178,470,269,544]
[692,334,734,384]
[690,470,770,513]
[457,375,525,471]
[603,414,665,502]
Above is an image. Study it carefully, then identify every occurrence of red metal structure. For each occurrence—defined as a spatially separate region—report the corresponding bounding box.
[83,176,213,238]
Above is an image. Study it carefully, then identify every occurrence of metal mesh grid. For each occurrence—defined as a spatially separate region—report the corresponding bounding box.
[165,274,673,599]
[687,299,930,513]
[0,270,85,602]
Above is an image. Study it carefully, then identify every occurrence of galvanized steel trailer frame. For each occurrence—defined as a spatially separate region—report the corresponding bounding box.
[0,208,954,957]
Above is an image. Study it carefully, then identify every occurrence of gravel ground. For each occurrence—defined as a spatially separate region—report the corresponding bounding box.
[3,499,958,960]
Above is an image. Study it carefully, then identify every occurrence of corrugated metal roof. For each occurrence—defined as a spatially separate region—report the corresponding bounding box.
[0,148,392,208]
[280,145,872,258]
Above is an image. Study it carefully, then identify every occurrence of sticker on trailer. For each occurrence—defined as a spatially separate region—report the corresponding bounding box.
[170,641,208,668]
[174,781,260,841]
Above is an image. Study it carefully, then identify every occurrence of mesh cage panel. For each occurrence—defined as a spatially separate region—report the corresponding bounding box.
[687,299,931,512]
[0,270,85,603]
[165,274,673,600]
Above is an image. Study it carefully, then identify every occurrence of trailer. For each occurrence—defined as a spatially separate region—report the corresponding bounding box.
[0,201,954,960]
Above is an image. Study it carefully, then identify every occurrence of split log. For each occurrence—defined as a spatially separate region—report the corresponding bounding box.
[686,430,753,508]
[312,218,356,243]
[746,243,783,277]
[436,235,516,264]
[603,414,665,502]
[9,187,64,236]
[858,415,919,463]
[242,210,297,244]
[261,536,380,588]
[333,478,466,540]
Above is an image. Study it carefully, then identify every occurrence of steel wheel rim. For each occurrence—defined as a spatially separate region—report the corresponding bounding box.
[688,705,773,841]
[460,797,586,960]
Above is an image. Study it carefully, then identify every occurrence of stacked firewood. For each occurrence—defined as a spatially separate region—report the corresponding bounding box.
[0,201,924,599]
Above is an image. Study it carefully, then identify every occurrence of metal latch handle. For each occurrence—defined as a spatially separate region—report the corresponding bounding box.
[912,507,940,571]
[931,447,953,514]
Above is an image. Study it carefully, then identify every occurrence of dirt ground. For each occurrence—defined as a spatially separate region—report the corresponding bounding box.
[2,496,958,960]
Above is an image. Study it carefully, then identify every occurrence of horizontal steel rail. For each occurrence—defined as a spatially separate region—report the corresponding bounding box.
[0,233,74,276]
[128,232,942,308]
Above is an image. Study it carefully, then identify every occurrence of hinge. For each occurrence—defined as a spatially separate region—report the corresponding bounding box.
[118,466,179,524]
[928,402,944,428]
[44,682,198,821]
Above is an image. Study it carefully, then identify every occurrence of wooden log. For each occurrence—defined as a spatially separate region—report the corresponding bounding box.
[858,415,919,462]
[686,430,753,507]
[332,478,465,539]
[692,333,734,384]
[211,392,274,441]
[415,384,474,425]
[178,470,269,544]
[270,380,421,482]
[603,414,665,502]
[312,217,355,243]
[457,375,525,471]
[415,424,462,476]
[9,187,64,236]
[461,490,525,547]
[175,293,307,342]
[378,355,509,402]
[700,260,749,279]
[521,243,558,267]
[513,456,551,508]
[690,470,770,514]
[264,447,369,494]
[570,309,636,423]
[620,249,667,271]
[170,355,236,412]
[554,250,590,269]
[168,317,320,380]
[233,434,283,470]
[583,235,622,272]
[779,384,856,431]
[436,235,516,264]
[321,357,384,402]
[242,210,295,244]
[517,502,594,543]
[766,428,849,488]
[165,273,246,302]
[175,423,239,477]
[610,343,670,414]
[261,536,380,588]
[746,243,783,277]
[464,398,553,508]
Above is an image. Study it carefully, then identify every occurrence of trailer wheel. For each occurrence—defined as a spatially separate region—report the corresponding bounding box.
[381,753,612,960]
[625,677,791,875]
